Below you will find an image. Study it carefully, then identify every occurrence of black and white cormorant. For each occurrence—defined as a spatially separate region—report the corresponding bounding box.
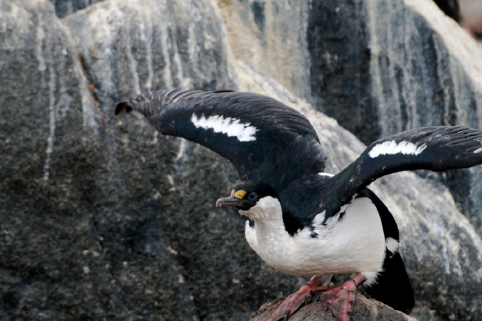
[116,89,482,321]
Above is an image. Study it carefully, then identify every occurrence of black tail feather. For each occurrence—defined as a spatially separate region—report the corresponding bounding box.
[365,251,415,314]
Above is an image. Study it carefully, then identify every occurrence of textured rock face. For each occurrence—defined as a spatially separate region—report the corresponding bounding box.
[1,0,482,321]
[250,295,418,321]
[49,0,105,18]
[217,0,312,99]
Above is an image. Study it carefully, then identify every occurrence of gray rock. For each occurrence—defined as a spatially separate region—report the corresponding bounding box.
[1,0,482,320]
[49,0,105,18]
[216,0,312,99]
[250,295,417,321]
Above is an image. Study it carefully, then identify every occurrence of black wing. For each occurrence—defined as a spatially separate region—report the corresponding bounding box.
[116,89,326,192]
[318,126,482,221]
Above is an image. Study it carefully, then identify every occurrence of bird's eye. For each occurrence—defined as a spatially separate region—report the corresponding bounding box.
[248,192,257,201]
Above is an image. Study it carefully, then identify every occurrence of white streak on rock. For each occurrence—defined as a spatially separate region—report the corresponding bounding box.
[152,131,158,144]
[159,8,173,88]
[125,19,141,94]
[139,17,153,91]
[81,91,97,129]
[369,140,427,158]
[175,138,187,160]
[191,114,258,142]
[35,26,46,71]
[43,65,56,184]
[171,37,185,87]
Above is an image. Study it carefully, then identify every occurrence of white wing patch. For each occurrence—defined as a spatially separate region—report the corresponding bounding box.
[191,113,258,142]
[385,237,399,253]
[475,139,482,153]
[318,172,334,177]
[475,140,482,154]
[368,140,427,158]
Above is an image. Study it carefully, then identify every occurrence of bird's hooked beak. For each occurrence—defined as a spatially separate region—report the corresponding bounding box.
[216,190,254,211]
[216,194,244,208]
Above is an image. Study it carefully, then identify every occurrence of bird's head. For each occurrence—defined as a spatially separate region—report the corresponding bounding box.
[216,181,280,220]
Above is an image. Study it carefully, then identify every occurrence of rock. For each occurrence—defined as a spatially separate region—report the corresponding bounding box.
[48,0,105,18]
[1,0,482,320]
[249,294,417,321]
[217,0,312,99]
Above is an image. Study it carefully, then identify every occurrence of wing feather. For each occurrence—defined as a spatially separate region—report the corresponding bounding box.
[319,126,482,220]
[116,89,326,192]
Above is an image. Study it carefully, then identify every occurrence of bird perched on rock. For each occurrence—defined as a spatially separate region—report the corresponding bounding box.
[116,89,482,321]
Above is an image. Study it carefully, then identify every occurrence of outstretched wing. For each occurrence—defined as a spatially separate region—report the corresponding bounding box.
[318,126,482,221]
[116,89,326,192]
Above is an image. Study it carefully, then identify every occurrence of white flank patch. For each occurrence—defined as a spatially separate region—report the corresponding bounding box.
[385,237,399,253]
[312,211,326,226]
[312,204,349,233]
[191,113,258,142]
[475,147,482,154]
[368,140,427,158]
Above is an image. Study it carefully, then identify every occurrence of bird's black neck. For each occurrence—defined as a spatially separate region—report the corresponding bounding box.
[278,174,331,236]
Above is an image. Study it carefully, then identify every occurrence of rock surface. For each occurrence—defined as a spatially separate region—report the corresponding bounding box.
[49,0,105,18]
[250,294,417,321]
[1,0,482,320]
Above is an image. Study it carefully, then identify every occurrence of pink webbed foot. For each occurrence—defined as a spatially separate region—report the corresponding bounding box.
[267,276,330,321]
[319,274,367,321]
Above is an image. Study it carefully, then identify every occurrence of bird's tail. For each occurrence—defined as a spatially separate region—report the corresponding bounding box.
[364,251,415,314]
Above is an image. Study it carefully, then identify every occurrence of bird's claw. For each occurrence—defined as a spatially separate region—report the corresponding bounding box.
[266,277,329,321]
[318,282,357,321]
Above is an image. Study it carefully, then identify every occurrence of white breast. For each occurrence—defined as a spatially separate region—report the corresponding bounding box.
[243,197,386,277]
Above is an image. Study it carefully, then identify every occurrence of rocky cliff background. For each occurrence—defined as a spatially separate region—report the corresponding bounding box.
[1,0,482,320]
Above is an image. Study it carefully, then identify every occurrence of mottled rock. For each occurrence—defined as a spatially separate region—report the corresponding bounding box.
[49,0,105,18]
[64,0,238,113]
[250,295,417,321]
[217,0,312,99]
